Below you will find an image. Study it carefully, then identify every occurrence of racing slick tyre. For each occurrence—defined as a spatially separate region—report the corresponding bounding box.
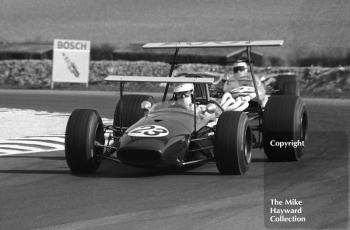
[65,109,105,173]
[275,75,300,96]
[263,96,308,161]
[114,94,154,128]
[215,111,252,175]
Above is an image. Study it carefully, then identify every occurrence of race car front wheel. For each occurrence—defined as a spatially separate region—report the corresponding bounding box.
[65,109,105,173]
[215,111,252,175]
[263,96,308,161]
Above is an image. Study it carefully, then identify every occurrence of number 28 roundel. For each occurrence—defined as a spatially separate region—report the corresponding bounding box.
[128,125,169,137]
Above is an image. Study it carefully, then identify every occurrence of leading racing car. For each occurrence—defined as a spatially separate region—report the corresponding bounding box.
[65,40,308,175]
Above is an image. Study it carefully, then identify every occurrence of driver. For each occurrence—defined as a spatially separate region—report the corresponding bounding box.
[172,83,194,108]
[172,83,217,120]
[223,60,248,92]
[219,60,266,110]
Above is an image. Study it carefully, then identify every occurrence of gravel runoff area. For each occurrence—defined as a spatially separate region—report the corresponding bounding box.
[0,108,70,140]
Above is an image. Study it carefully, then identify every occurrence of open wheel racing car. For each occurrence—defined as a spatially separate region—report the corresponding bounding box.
[65,40,308,175]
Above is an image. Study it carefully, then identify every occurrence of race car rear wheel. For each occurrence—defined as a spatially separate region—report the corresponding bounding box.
[274,74,300,96]
[263,96,307,161]
[65,109,105,173]
[114,94,154,128]
[215,111,252,175]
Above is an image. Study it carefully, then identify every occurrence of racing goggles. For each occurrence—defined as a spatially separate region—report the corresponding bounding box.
[233,66,246,73]
[175,91,192,98]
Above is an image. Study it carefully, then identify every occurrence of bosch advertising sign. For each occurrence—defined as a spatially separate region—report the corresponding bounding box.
[52,39,90,87]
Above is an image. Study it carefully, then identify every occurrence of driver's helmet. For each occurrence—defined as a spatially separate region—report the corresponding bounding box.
[233,60,248,76]
[233,60,253,86]
[173,83,194,106]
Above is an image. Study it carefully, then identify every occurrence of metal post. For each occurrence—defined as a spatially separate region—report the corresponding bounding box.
[246,46,261,108]
[162,48,179,102]
[119,82,124,130]
[193,87,197,133]
[246,47,262,144]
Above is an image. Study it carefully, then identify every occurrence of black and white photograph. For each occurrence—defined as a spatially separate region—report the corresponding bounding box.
[0,0,349,229]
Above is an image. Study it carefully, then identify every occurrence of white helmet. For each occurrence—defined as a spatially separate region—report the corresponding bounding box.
[173,83,194,93]
[173,83,194,106]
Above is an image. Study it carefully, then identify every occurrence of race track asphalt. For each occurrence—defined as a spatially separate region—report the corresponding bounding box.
[0,89,349,230]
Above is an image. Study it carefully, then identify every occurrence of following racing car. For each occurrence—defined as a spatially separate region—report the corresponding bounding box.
[65,40,308,175]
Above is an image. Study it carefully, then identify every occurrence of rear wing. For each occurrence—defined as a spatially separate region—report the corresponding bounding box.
[143,40,283,49]
[105,75,214,84]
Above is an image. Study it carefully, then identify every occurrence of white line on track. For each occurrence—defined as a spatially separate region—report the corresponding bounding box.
[0,140,64,149]
[0,149,27,155]
[30,134,65,137]
[0,148,65,156]
[13,136,65,143]
[0,144,43,152]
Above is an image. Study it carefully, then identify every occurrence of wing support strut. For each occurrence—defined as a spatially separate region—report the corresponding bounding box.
[162,48,179,102]
[246,46,263,143]
[119,81,124,130]
[246,46,262,110]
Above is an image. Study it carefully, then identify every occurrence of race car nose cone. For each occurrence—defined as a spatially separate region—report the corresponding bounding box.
[118,135,189,167]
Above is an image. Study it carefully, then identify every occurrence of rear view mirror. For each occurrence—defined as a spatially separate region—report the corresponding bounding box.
[206,103,216,114]
[141,100,152,111]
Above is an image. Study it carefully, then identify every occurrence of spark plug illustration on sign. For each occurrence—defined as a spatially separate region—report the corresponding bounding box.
[62,53,80,78]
